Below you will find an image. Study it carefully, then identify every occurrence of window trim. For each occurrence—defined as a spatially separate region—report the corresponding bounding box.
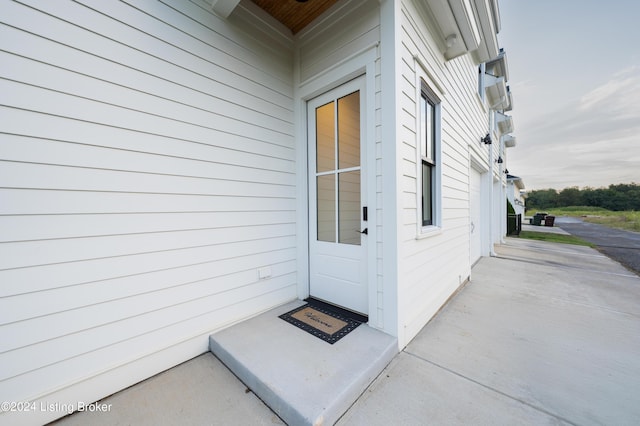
[416,76,442,236]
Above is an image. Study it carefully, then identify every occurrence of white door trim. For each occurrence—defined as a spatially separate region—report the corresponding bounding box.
[307,76,367,314]
[294,47,378,324]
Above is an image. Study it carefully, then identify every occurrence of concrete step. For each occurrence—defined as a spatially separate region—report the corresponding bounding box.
[209,301,398,426]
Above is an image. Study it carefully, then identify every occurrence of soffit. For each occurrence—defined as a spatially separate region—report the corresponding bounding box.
[250,0,341,34]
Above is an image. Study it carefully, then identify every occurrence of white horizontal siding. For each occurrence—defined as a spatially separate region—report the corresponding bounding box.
[0,105,293,160]
[297,0,380,83]
[1,285,295,425]
[397,0,489,345]
[0,235,295,296]
[0,0,296,423]
[0,190,293,218]
[0,223,295,270]
[0,158,294,198]
[1,249,297,323]
[2,1,292,131]
[0,210,296,243]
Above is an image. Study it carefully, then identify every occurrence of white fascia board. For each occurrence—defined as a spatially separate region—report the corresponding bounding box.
[489,0,501,33]
[508,176,525,190]
[486,50,509,80]
[495,112,514,134]
[425,0,466,59]
[504,86,513,111]
[423,0,482,61]
[484,74,507,109]
[449,0,482,51]
[503,134,516,148]
[470,0,500,64]
[211,0,241,18]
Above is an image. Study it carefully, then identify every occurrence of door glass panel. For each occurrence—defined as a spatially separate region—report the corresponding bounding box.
[316,102,335,173]
[317,174,336,242]
[338,171,361,245]
[338,91,360,169]
[314,90,361,245]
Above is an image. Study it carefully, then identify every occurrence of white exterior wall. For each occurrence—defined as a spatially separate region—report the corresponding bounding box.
[0,0,511,419]
[507,181,526,217]
[0,1,296,424]
[297,0,380,84]
[396,0,490,345]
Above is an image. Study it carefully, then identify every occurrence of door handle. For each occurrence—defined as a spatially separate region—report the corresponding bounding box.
[357,228,368,235]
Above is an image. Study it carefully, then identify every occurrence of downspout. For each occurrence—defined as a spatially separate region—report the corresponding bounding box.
[487,109,496,256]
[499,134,506,243]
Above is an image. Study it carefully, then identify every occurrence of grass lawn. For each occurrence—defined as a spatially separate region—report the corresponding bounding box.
[528,207,640,232]
[515,231,595,247]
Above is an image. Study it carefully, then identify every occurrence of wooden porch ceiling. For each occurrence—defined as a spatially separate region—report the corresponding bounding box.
[250,0,341,34]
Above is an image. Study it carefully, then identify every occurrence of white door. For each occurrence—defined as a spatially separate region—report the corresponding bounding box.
[308,77,368,314]
[470,167,482,264]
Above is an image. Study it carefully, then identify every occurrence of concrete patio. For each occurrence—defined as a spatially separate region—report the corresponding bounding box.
[52,237,640,425]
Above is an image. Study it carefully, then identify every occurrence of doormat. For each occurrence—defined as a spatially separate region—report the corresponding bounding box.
[279,299,366,344]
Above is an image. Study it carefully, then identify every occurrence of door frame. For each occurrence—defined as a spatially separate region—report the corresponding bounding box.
[469,165,483,265]
[294,50,378,323]
[469,157,489,262]
[307,77,368,314]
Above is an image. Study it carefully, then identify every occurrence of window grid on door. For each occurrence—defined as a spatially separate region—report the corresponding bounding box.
[315,91,361,245]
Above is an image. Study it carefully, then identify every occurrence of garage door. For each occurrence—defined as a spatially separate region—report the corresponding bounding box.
[469,168,483,264]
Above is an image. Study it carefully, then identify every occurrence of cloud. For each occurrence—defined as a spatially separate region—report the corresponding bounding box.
[508,66,640,189]
[579,66,640,117]
[534,73,640,141]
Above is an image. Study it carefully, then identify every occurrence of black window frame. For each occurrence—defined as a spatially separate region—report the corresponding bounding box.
[420,80,440,228]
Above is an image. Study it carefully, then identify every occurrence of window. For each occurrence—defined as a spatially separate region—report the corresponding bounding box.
[419,80,440,228]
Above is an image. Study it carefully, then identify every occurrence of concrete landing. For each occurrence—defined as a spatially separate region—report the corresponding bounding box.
[209,301,398,426]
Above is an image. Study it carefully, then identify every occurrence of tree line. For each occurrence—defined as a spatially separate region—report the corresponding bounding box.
[526,183,640,211]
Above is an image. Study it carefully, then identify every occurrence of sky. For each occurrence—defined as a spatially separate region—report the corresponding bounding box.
[497,0,640,190]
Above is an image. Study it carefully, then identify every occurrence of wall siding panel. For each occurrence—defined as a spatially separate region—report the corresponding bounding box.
[0,0,296,423]
[398,0,489,345]
[297,0,380,83]
[1,236,296,296]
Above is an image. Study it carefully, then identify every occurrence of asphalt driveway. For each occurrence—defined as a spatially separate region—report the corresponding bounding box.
[555,216,640,275]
